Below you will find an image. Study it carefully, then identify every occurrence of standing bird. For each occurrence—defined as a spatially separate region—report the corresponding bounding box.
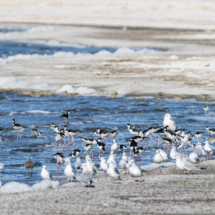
[128,160,143,182]
[24,158,34,173]
[163,113,177,131]
[127,124,144,137]
[80,163,94,186]
[64,158,76,182]
[83,143,93,157]
[133,147,144,164]
[203,106,209,116]
[170,146,182,160]
[41,165,52,180]
[107,161,120,181]
[13,119,23,139]
[119,144,127,152]
[119,152,127,174]
[97,139,106,158]
[192,132,204,143]
[69,149,80,158]
[100,157,108,177]
[207,136,215,145]
[109,130,119,143]
[205,126,215,136]
[60,110,71,125]
[31,129,42,140]
[53,153,64,172]
[86,157,97,176]
[64,126,79,147]
[0,128,5,141]
[110,139,118,152]
[153,150,164,166]
[55,132,65,151]
[189,152,200,164]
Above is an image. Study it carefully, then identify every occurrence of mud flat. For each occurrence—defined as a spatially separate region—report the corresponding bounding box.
[0,160,214,214]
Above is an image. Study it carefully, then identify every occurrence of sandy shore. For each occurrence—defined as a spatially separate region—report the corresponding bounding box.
[0,160,215,214]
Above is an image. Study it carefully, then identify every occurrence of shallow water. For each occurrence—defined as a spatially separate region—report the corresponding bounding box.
[0,41,163,58]
[0,93,213,186]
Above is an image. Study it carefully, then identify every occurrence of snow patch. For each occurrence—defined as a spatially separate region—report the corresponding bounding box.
[56,84,98,95]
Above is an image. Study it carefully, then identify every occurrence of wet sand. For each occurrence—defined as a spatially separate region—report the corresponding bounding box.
[1,160,215,214]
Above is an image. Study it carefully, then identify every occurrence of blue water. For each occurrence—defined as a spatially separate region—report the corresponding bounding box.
[0,41,164,58]
[0,92,213,185]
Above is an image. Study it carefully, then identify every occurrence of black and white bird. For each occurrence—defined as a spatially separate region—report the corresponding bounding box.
[0,128,5,141]
[192,132,204,143]
[53,152,64,172]
[97,139,106,158]
[83,143,93,158]
[31,129,42,140]
[81,137,97,145]
[50,123,59,133]
[95,128,110,142]
[127,124,144,137]
[13,119,23,139]
[109,130,118,142]
[119,144,127,152]
[64,125,79,147]
[205,126,215,136]
[60,110,71,124]
[55,132,65,151]
[126,139,138,157]
[133,147,144,164]
[69,149,81,158]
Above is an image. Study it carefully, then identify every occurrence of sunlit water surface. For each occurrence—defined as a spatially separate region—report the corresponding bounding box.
[0,92,213,186]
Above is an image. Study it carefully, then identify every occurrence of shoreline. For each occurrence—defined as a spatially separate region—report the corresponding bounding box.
[0,159,215,214]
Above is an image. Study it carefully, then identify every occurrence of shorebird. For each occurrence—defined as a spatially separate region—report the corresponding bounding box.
[118,144,127,152]
[13,119,23,139]
[53,152,64,172]
[95,128,110,142]
[109,130,119,143]
[81,137,97,145]
[24,158,34,173]
[55,132,65,151]
[64,125,79,147]
[31,129,42,140]
[107,161,120,181]
[133,147,144,164]
[0,164,4,172]
[203,106,209,116]
[163,113,177,131]
[126,139,137,157]
[64,158,76,181]
[97,139,106,158]
[205,126,215,136]
[60,110,71,125]
[128,160,143,182]
[0,128,5,141]
[83,143,93,158]
[207,136,215,145]
[176,156,201,175]
[41,165,52,179]
[127,124,144,137]
[100,157,108,177]
[81,163,94,186]
[192,132,204,143]
[69,149,80,158]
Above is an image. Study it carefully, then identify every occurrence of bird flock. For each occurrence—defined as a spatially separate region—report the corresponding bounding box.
[0,105,214,187]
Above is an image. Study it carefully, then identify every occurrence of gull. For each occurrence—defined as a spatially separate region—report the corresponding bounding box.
[189,152,200,164]
[64,158,76,182]
[194,142,203,158]
[159,149,168,161]
[198,142,210,160]
[100,157,108,177]
[86,155,100,170]
[13,119,23,139]
[170,146,183,160]
[41,165,52,179]
[153,150,164,165]
[110,139,118,152]
[107,161,120,181]
[204,141,215,159]
[126,157,132,174]
[81,163,94,186]
[176,156,201,175]
[107,151,117,167]
[163,113,177,131]
[24,158,34,173]
[86,157,97,175]
[128,160,143,182]
[119,152,127,173]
